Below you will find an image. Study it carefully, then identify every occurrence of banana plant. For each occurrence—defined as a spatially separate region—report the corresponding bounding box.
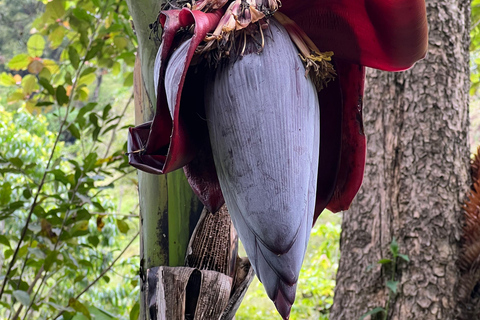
[127,1,428,318]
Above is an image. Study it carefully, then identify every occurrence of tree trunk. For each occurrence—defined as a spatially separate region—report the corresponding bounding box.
[331,0,471,319]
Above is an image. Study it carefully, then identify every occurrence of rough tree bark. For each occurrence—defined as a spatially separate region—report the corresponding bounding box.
[331,0,471,319]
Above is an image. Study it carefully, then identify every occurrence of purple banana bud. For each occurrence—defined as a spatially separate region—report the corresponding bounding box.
[204,18,319,319]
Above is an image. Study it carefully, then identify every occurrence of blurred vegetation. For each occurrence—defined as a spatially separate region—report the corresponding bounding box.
[0,0,479,319]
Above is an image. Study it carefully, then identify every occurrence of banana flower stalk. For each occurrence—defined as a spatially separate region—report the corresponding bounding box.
[127,1,427,318]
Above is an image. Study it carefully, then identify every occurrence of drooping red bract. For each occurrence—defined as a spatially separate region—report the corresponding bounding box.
[128,1,427,219]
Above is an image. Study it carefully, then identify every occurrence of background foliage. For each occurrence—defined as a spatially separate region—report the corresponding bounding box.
[1,0,478,319]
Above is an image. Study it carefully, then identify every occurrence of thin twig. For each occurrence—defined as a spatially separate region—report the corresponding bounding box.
[104,93,134,158]
[50,231,139,320]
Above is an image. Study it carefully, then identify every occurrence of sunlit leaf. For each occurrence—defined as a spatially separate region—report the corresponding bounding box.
[123,72,133,87]
[27,34,46,57]
[117,219,129,234]
[8,54,31,70]
[0,72,16,86]
[129,302,140,320]
[45,0,65,21]
[114,36,128,50]
[22,75,37,96]
[49,26,65,49]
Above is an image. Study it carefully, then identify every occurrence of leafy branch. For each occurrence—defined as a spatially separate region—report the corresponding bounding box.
[360,238,409,320]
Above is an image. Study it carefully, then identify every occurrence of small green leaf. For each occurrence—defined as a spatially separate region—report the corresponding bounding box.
[49,26,65,49]
[22,75,37,95]
[45,0,65,20]
[129,302,140,320]
[36,101,54,107]
[386,280,398,294]
[69,298,91,320]
[123,72,133,87]
[56,85,69,106]
[44,251,57,272]
[9,157,23,168]
[13,290,31,306]
[390,237,399,257]
[68,124,81,139]
[8,54,30,70]
[398,254,410,262]
[359,307,386,320]
[84,152,98,171]
[378,258,392,265]
[0,182,12,206]
[72,8,92,22]
[39,78,55,96]
[117,220,129,234]
[68,47,80,69]
[88,236,99,247]
[0,235,11,248]
[27,35,46,57]
[0,72,16,86]
[80,67,97,78]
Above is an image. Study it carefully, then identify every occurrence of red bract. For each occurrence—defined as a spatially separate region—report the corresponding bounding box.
[127,1,428,318]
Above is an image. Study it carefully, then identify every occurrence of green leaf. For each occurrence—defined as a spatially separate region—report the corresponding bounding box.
[27,35,46,57]
[39,78,55,96]
[45,0,65,20]
[390,237,399,257]
[56,85,69,106]
[378,258,392,265]
[68,124,81,140]
[49,26,65,49]
[123,72,133,87]
[0,72,16,86]
[84,152,98,171]
[78,73,96,86]
[87,236,99,248]
[398,254,410,262]
[130,302,140,320]
[386,280,398,294]
[359,307,386,320]
[13,290,31,306]
[0,235,11,248]
[44,251,57,272]
[0,182,12,206]
[69,298,91,320]
[88,306,116,320]
[117,220,129,234]
[22,75,37,96]
[8,54,30,71]
[36,101,54,107]
[9,157,23,168]
[114,36,128,49]
[80,67,97,78]
[85,43,102,61]
[72,8,92,22]
[68,47,80,69]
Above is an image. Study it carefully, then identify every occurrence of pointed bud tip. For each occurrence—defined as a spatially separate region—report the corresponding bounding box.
[274,288,292,320]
